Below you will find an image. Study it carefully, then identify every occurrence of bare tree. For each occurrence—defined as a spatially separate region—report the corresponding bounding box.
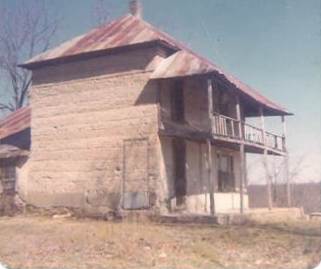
[261,155,306,207]
[0,0,58,112]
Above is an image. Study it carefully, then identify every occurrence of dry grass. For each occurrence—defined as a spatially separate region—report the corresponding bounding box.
[0,215,320,269]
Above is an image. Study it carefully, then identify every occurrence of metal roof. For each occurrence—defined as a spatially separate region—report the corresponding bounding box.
[0,107,31,140]
[22,14,291,116]
[151,50,215,79]
[151,50,291,115]
[22,14,181,67]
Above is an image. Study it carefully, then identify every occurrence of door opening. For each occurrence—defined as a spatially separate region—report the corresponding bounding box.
[170,80,185,123]
[172,138,186,206]
[217,153,235,192]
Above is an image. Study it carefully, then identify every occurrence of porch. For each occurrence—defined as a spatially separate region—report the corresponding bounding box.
[157,75,292,216]
[211,113,286,156]
[159,112,286,156]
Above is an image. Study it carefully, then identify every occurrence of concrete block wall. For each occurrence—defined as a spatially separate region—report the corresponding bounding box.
[26,47,165,216]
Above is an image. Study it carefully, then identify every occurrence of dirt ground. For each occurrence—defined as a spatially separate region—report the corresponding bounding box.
[0,214,320,269]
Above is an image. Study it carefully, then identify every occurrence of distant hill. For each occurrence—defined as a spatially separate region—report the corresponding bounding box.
[248,182,321,214]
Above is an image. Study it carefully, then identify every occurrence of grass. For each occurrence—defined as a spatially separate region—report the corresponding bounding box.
[0,215,320,269]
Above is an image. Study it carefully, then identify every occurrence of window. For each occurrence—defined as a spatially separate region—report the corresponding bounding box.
[170,80,185,122]
[217,154,235,192]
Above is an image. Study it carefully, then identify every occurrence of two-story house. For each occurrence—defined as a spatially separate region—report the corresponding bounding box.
[16,1,291,217]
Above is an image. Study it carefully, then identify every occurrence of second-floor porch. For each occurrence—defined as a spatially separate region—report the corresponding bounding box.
[157,76,290,156]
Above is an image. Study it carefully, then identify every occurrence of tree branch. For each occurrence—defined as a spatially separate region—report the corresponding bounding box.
[0,0,59,112]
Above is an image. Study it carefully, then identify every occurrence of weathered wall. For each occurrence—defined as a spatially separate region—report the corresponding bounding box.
[159,77,210,131]
[0,161,17,215]
[159,136,248,214]
[27,47,165,216]
[184,141,247,213]
[158,76,248,214]
[15,157,29,203]
[0,172,15,215]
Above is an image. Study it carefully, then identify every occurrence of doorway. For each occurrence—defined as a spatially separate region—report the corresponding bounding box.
[217,153,235,192]
[172,138,186,206]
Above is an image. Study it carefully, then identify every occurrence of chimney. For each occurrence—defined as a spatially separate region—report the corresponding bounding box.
[129,0,143,19]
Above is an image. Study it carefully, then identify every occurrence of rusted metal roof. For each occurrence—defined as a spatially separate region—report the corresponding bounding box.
[0,107,31,140]
[22,14,291,116]
[22,14,181,67]
[151,50,214,79]
[151,50,291,115]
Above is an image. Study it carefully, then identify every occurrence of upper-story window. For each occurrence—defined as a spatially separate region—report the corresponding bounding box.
[213,82,237,118]
[170,80,185,123]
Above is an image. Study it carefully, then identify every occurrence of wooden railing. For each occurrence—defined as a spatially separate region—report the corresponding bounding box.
[212,113,240,139]
[265,131,284,151]
[212,113,285,152]
[244,123,264,145]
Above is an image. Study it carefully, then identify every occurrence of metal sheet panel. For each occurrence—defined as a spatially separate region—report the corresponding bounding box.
[23,14,181,67]
[123,192,149,210]
[0,107,31,140]
[151,50,291,115]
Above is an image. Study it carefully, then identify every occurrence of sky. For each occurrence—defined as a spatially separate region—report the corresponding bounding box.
[1,0,321,183]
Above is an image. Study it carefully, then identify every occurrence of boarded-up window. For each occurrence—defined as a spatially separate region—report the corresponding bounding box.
[173,138,186,205]
[123,139,149,210]
[170,80,185,122]
[217,154,235,192]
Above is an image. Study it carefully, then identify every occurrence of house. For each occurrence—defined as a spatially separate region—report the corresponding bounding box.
[15,1,291,217]
[0,107,30,214]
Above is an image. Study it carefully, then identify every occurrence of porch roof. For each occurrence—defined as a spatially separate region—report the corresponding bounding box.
[0,107,31,140]
[151,50,292,117]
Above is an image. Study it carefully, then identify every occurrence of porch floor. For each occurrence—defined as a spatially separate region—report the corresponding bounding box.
[156,208,304,225]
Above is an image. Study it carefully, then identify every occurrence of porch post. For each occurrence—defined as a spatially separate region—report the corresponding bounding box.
[207,78,215,215]
[282,116,291,207]
[236,96,245,214]
[260,106,272,210]
[206,140,215,215]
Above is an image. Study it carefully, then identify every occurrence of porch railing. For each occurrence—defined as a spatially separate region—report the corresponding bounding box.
[212,113,285,152]
[244,123,264,145]
[212,113,240,139]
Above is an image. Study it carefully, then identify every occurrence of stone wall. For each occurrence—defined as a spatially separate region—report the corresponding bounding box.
[26,47,165,216]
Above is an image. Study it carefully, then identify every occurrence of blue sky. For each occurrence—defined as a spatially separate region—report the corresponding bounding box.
[2,0,321,182]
